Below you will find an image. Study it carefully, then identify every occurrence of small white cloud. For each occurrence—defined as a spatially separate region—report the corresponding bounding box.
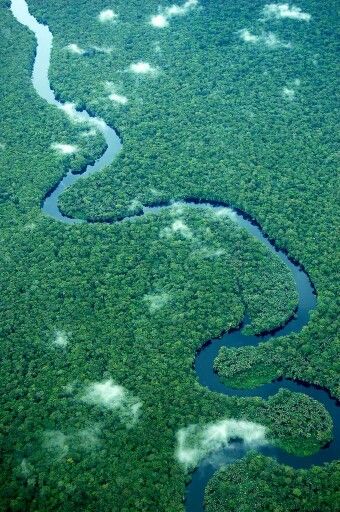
[53,330,68,347]
[214,207,237,221]
[162,219,193,239]
[153,41,162,53]
[0,142,6,149]
[239,29,291,48]
[23,222,36,231]
[98,9,118,23]
[84,380,125,408]
[43,431,69,459]
[51,143,78,155]
[80,128,98,138]
[82,379,141,424]
[65,43,85,55]
[150,14,169,28]
[262,3,311,21]
[263,32,291,48]
[128,198,143,211]
[59,102,83,123]
[194,247,226,259]
[59,102,106,130]
[282,86,295,99]
[76,426,101,450]
[176,419,267,470]
[239,29,259,43]
[149,0,199,28]
[172,219,193,238]
[109,93,129,105]
[166,0,199,17]
[129,61,158,74]
[144,292,170,313]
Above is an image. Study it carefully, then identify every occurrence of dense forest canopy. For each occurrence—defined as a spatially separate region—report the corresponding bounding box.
[1,0,339,511]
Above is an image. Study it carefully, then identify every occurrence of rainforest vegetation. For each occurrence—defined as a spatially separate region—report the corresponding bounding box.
[205,454,340,512]
[1,0,339,511]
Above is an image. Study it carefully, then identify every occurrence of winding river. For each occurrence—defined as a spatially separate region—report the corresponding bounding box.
[10,1,340,511]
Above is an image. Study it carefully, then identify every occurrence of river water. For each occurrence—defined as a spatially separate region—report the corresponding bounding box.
[10,1,340,511]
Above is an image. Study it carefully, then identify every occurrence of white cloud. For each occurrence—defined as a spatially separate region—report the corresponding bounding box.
[153,41,162,53]
[239,29,259,43]
[43,431,69,459]
[59,102,106,130]
[59,102,83,123]
[172,219,193,238]
[0,142,5,149]
[239,29,291,48]
[76,426,101,450]
[162,219,193,239]
[176,419,267,469]
[109,93,129,105]
[282,86,295,99]
[80,128,98,137]
[51,143,78,155]
[144,292,170,313]
[65,43,85,55]
[149,0,199,29]
[53,330,68,347]
[214,207,237,221]
[263,32,291,48]
[128,198,143,212]
[98,9,118,23]
[129,61,158,74]
[66,43,113,55]
[194,247,226,259]
[262,3,311,21]
[82,379,141,423]
[150,14,169,28]
[166,0,199,17]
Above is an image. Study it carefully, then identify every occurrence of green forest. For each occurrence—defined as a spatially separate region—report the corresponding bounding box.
[1,0,339,511]
[205,454,340,512]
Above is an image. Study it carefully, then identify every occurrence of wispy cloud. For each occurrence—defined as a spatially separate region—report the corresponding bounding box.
[58,102,106,130]
[262,3,311,21]
[65,43,85,55]
[214,207,238,222]
[161,219,193,239]
[176,419,267,469]
[129,61,158,75]
[150,14,169,28]
[149,0,199,28]
[239,29,292,48]
[52,330,68,347]
[109,93,129,105]
[144,292,170,313]
[82,379,142,424]
[282,86,295,100]
[98,9,118,23]
[43,431,69,460]
[51,143,78,155]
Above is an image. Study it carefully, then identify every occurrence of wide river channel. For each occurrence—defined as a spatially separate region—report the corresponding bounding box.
[10,1,340,510]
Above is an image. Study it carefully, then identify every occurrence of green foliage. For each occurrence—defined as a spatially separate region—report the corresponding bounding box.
[0,0,339,511]
[205,454,340,512]
[25,0,339,395]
